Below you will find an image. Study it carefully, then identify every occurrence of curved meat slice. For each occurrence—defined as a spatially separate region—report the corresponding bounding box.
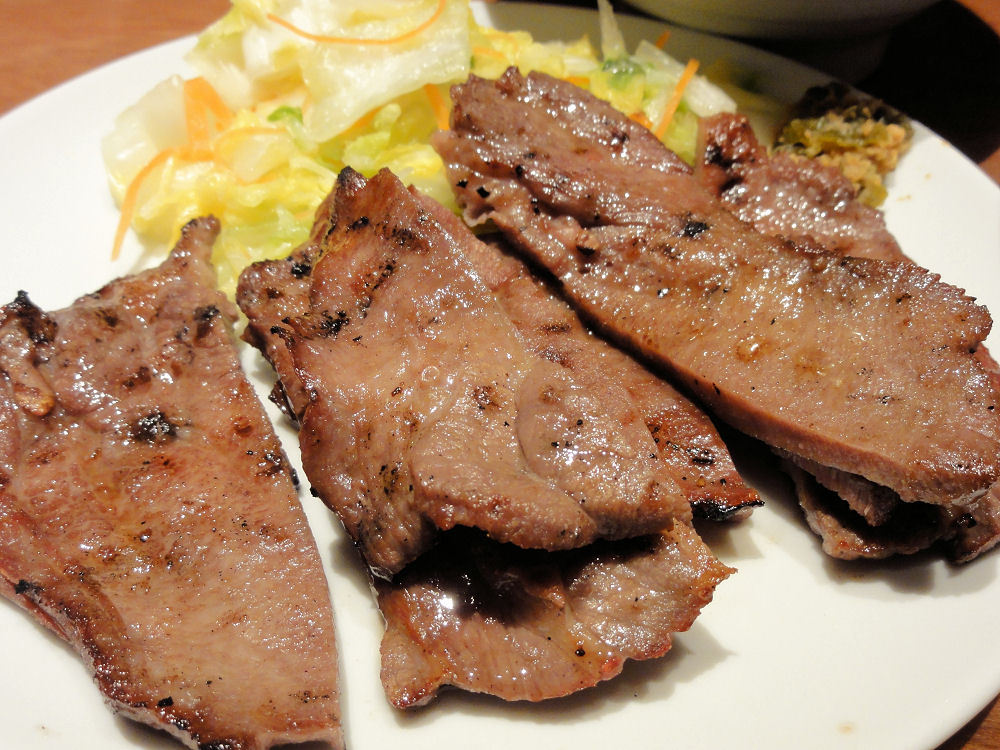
[777,450,899,527]
[0,218,342,750]
[434,68,999,514]
[241,183,759,528]
[696,112,905,261]
[418,195,760,521]
[696,112,1000,561]
[240,168,693,577]
[377,521,732,707]
[239,170,736,707]
[781,461,949,560]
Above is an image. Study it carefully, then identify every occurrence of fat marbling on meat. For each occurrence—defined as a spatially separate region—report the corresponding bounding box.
[0,218,342,750]
[434,68,999,539]
[238,168,736,706]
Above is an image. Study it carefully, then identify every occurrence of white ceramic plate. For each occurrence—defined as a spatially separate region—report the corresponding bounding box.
[1,4,998,750]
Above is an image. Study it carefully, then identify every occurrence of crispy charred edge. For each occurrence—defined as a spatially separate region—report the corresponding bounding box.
[237,183,342,425]
[5,291,58,345]
[696,112,763,200]
[691,497,762,522]
[0,571,68,640]
[174,215,222,262]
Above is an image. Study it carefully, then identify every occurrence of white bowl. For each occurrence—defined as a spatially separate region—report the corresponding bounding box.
[625,0,940,39]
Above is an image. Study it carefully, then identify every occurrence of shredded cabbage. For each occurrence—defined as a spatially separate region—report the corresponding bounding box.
[103,0,736,296]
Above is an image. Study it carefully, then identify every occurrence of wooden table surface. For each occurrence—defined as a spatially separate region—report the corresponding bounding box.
[1,2,997,749]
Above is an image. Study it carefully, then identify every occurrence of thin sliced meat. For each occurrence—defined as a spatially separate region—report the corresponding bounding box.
[696,112,905,261]
[416,193,760,520]
[776,450,899,527]
[0,218,341,749]
[434,68,999,515]
[377,520,732,707]
[239,169,734,708]
[239,168,692,577]
[697,112,1000,561]
[241,180,758,526]
[782,461,949,559]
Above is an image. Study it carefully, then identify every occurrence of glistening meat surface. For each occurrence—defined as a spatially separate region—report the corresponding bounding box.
[0,218,342,750]
[238,168,735,706]
[434,68,999,515]
[696,112,905,262]
[696,112,1000,561]
[416,193,760,521]
[239,168,696,577]
[377,522,731,707]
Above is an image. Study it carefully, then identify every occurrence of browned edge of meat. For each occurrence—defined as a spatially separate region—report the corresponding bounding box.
[414,190,760,522]
[433,67,1000,554]
[781,461,949,559]
[776,449,899,527]
[696,112,906,262]
[238,190,339,423]
[696,111,1000,562]
[377,520,732,708]
[0,217,342,750]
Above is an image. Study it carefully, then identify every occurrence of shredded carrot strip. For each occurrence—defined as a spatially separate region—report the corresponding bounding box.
[472,45,509,62]
[111,145,215,260]
[183,77,233,142]
[629,111,653,129]
[113,78,235,259]
[655,58,698,139]
[654,29,671,49]
[266,0,446,46]
[185,78,233,123]
[565,76,590,89]
[343,107,378,135]
[112,149,175,261]
[424,84,450,131]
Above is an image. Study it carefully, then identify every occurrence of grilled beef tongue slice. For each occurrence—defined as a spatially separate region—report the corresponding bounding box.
[239,179,759,527]
[414,190,760,521]
[377,521,732,708]
[238,169,735,706]
[433,67,999,527]
[239,167,701,577]
[696,111,906,261]
[696,111,1000,561]
[0,217,342,750]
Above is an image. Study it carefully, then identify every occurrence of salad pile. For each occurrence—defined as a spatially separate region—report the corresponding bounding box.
[103,0,737,295]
